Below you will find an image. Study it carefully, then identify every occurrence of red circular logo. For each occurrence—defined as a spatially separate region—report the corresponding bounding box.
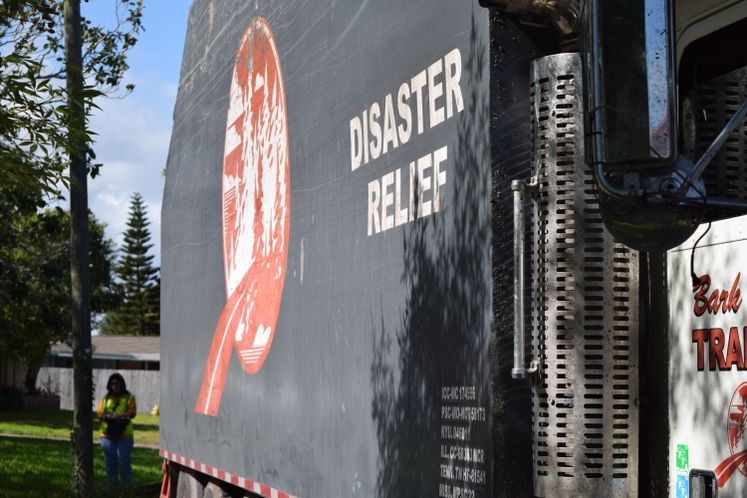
[222,17,290,374]
[727,382,747,476]
[195,17,290,416]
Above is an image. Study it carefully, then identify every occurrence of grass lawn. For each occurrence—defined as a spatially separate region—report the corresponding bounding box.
[0,437,162,497]
[0,408,159,446]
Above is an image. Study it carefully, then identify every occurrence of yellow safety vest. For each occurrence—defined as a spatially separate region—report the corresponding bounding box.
[98,394,136,439]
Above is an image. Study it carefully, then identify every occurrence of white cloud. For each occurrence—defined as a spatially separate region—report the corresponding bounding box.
[87,70,173,266]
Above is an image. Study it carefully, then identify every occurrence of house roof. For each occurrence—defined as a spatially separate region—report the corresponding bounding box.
[50,336,160,362]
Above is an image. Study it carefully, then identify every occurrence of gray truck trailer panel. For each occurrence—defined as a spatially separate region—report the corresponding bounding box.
[161,1,493,497]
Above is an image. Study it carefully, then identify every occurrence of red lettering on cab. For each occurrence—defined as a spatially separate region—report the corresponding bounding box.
[693,273,742,316]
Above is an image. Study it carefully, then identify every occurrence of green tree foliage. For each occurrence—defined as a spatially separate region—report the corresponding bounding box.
[102,192,159,336]
[0,0,143,196]
[0,189,117,393]
[0,0,143,387]
[0,1,66,198]
[2,2,143,494]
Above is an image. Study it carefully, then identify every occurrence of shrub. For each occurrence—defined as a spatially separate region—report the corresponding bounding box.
[0,386,24,411]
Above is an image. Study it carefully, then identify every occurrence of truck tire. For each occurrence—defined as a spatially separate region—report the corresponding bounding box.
[203,482,230,498]
[175,468,205,498]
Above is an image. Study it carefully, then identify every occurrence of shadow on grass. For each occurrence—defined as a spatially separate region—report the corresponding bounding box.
[0,408,73,431]
[0,409,159,445]
[0,436,162,498]
[132,423,159,432]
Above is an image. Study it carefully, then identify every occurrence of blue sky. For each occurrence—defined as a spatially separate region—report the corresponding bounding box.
[82,1,193,265]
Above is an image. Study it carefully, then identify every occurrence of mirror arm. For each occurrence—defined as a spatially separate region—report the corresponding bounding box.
[675,98,747,197]
[593,162,643,198]
[678,195,747,212]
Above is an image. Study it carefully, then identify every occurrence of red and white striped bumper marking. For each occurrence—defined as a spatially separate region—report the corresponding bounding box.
[160,449,297,498]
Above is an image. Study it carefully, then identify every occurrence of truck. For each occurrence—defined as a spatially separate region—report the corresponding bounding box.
[159,0,747,496]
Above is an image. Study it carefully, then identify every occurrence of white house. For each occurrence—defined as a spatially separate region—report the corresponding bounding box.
[37,335,159,414]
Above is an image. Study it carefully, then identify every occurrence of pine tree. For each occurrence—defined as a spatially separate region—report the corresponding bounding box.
[103,192,160,335]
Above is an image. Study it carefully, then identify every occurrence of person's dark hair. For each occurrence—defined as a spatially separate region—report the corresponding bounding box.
[106,373,130,396]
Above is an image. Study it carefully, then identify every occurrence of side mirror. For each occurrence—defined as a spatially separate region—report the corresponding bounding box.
[583,0,677,167]
[582,0,707,252]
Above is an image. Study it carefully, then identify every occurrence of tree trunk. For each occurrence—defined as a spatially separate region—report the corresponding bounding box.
[24,360,39,395]
[64,1,93,497]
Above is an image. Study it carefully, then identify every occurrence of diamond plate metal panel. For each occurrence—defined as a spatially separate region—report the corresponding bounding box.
[529,53,640,498]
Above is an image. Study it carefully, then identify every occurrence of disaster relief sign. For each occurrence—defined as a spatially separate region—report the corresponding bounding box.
[669,218,747,498]
[349,48,464,236]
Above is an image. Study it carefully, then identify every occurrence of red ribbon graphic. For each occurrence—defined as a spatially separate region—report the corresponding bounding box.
[194,272,253,416]
[715,382,747,487]
[715,450,747,487]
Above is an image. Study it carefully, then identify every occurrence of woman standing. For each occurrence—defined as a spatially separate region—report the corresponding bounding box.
[97,373,137,488]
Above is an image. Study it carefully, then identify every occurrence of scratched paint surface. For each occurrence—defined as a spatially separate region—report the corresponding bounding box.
[224,17,289,375]
[161,1,492,496]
